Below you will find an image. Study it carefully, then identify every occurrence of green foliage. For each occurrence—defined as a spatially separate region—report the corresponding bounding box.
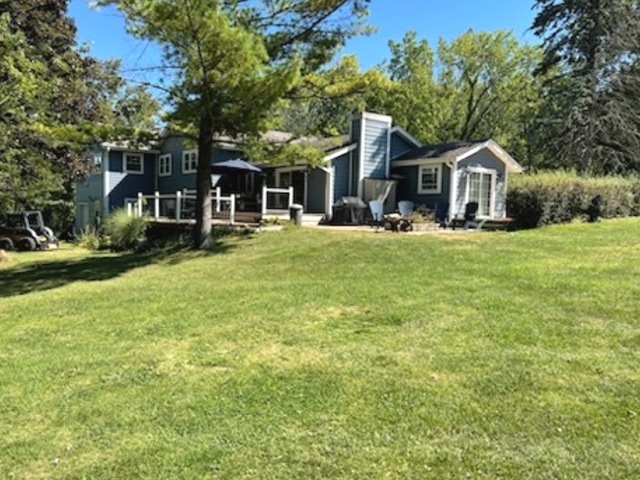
[75,226,102,251]
[507,171,640,229]
[0,1,159,228]
[103,209,148,251]
[532,0,640,173]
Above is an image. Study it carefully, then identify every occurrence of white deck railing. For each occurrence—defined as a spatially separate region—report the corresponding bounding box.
[128,187,236,224]
[261,186,294,216]
[127,185,295,223]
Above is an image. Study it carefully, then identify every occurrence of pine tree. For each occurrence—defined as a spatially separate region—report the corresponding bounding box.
[532,0,640,173]
[100,0,371,247]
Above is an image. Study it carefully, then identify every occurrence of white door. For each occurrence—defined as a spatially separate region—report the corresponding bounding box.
[466,170,496,218]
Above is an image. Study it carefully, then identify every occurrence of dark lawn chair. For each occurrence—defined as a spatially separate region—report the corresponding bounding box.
[369,200,384,232]
[463,202,479,230]
[435,202,449,228]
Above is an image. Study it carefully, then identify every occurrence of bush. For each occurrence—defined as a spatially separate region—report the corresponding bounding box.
[507,171,640,229]
[75,226,102,250]
[103,208,148,251]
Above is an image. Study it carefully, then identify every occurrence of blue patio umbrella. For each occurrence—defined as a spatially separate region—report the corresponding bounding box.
[210,158,263,174]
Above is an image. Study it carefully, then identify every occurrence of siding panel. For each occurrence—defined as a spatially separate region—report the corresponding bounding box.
[362,118,389,179]
[392,164,451,212]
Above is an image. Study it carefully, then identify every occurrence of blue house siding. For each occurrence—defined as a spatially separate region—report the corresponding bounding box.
[307,169,327,213]
[390,133,414,159]
[362,118,389,180]
[106,151,156,209]
[75,169,103,229]
[158,134,243,193]
[392,163,451,211]
[455,149,508,219]
[332,153,350,201]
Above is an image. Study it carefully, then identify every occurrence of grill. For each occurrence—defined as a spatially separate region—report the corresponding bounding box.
[331,197,368,225]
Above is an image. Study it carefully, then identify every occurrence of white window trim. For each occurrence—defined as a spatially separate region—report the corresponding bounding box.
[158,153,172,177]
[417,164,442,194]
[124,152,144,174]
[464,167,497,219]
[182,150,198,174]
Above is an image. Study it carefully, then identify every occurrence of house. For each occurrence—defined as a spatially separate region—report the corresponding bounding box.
[75,112,523,229]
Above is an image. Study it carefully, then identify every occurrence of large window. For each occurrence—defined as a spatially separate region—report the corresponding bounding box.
[158,153,172,177]
[124,153,143,174]
[466,168,496,217]
[418,165,441,194]
[182,150,198,174]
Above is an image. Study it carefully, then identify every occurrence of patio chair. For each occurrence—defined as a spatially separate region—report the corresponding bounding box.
[463,202,479,230]
[398,201,414,217]
[369,200,384,232]
[435,202,449,228]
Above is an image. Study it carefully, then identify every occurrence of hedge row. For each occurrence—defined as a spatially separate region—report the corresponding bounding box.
[507,171,640,229]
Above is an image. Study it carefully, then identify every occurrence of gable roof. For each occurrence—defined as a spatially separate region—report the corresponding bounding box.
[394,140,488,162]
[390,125,422,148]
[392,139,524,173]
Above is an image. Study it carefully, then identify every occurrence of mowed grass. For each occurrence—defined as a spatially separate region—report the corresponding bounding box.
[1,220,639,479]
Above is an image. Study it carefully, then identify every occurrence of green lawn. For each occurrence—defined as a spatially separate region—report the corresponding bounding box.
[1,221,639,479]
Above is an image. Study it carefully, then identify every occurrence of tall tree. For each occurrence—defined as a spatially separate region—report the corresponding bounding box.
[380,31,440,144]
[436,30,543,156]
[100,0,370,248]
[0,0,158,228]
[532,0,640,173]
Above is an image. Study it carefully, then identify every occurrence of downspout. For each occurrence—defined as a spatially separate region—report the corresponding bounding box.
[154,153,159,192]
[446,160,456,220]
[357,114,365,198]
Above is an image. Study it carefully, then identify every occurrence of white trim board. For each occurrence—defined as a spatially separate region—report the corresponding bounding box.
[324,143,358,162]
[456,140,523,173]
[390,125,422,148]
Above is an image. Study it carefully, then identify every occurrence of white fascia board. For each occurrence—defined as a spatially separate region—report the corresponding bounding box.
[390,125,422,148]
[456,140,524,174]
[324,143,358,162]
[391,157,453,168]
[100,143,160,154]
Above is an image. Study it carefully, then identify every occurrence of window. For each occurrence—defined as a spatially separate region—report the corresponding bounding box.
[158,153,172,177]
[466,168,496,217]
[182,150,198,174]
[124,153,144,174]
[418,165,441,194]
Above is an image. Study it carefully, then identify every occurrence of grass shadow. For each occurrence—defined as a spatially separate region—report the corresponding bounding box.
[0,240,237,299]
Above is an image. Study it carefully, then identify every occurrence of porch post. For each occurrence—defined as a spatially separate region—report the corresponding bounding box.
[215,187,221,213]
[288,186,294,208]
[230,194,236,225]
[154,191,160,219]
[137,192,143,217]
[261,185,267,216]
[176,191,182,221]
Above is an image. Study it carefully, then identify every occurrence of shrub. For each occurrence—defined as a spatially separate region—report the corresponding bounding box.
[104,208,148,251]
[507,171,640,229]
[75,226,101,250]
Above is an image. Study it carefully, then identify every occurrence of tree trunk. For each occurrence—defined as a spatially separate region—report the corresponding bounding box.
[194,110,214,248]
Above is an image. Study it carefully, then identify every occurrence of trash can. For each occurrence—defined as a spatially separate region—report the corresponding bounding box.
[289,203,303,226]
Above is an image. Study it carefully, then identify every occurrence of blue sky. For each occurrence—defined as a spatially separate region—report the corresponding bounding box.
[69,0,538,83]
